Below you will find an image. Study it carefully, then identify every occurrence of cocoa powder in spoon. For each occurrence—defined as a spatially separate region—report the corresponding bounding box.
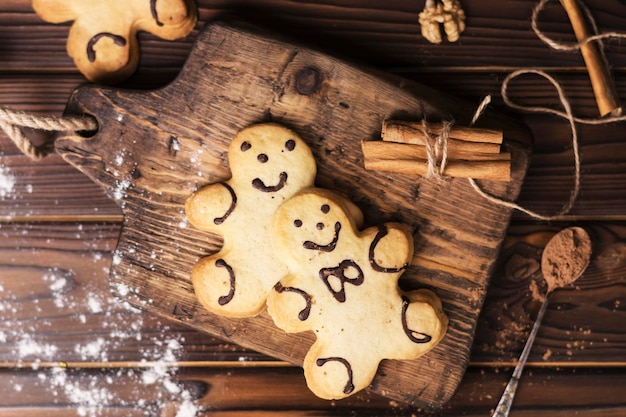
[541,227,592,292]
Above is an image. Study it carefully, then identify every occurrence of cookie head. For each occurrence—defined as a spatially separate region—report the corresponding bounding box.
[228,124,316,199]
[272,189,357,261]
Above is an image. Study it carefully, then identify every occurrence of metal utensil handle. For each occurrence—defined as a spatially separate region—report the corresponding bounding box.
[491,297,550,417]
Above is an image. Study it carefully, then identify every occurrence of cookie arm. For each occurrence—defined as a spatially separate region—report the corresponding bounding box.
[185,182,237,231]
[368,223,414,273]
[267,277,314,334]
[138,0,197,40]
[32,0,76,23]
[401,289,448,352]
[65,12,136,83]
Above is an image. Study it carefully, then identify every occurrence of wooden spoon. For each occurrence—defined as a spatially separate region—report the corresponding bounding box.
[491,227,592,417]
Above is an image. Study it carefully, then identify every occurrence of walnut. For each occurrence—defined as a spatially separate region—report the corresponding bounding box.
[418,0,466,44]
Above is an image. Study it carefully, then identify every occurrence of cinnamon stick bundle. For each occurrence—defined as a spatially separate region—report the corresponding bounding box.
[362,120,511,181]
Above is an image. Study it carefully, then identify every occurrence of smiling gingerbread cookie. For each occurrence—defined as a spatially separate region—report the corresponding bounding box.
[185,123,317,318]
[267,188,448,400]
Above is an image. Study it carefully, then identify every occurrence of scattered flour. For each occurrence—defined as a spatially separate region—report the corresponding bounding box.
[2,258,200,416]
[87,295,103,314]
[112,179,131,200]
[17,334,58,358]
[0,165,16,199]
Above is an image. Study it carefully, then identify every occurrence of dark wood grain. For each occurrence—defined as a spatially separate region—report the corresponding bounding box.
[0,222,266,364]
[0,366,625,416]
[2,0,626,71]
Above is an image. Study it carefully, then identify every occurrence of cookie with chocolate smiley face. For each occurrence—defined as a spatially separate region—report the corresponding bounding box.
[267,188,448,400]
[185,123,317,318]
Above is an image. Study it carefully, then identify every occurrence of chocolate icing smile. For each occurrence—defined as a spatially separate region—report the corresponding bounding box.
[252,172,288,192]
[304,222,341,252]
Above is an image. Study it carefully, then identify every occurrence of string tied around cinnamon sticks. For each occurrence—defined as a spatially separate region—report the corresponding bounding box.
[422,119,451,182]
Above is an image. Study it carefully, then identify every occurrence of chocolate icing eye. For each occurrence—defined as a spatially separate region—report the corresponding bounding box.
[321,204,330,214]
[316,222,324,230]
[285,139,296,151]
[257,153,268,163]
[240,141,251,152]
[294,219,303,227]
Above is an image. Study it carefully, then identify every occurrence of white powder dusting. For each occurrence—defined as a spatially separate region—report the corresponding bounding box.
[0,166,16,199]
[2,251,200,416]
[112,179,131,200]
[74,338,108,361]
[44,269,70,308]
[17,334,58,358]
[87,295,103,314]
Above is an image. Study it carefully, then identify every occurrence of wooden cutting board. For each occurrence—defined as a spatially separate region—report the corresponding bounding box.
[56,20,532,409]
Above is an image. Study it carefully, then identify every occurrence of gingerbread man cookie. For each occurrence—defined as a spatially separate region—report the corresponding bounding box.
[185,123,318,318]
[267,188,448,400]
[32,0,197,84]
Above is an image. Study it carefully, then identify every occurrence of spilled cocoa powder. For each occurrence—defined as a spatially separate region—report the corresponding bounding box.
[541,227,592,292]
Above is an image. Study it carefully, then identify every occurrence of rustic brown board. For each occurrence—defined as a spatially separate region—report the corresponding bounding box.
[55,20,532,409]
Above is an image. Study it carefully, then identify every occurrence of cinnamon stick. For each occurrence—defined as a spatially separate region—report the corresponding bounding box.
[364,158,511,181]
[560,0,622,117]
[382,119,503,154]
[361,141,511,181]
[363,140,510,162]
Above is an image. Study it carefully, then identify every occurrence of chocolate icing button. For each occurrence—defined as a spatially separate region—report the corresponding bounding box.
[319,259,364,302]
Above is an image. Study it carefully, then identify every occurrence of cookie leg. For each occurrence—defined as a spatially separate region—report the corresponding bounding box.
[302,340,377,400]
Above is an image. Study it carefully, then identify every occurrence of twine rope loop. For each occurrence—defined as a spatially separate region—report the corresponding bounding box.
[0,107,97,161]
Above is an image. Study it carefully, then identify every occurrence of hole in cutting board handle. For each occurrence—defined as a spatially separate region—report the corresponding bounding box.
[74,113,99,138]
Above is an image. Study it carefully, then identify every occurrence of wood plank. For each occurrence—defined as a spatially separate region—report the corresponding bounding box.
[0,367,625,416]
[0,154,121,221]
[1,0,626,71]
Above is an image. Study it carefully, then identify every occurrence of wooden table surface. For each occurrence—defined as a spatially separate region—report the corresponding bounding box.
[1,0,625,415]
